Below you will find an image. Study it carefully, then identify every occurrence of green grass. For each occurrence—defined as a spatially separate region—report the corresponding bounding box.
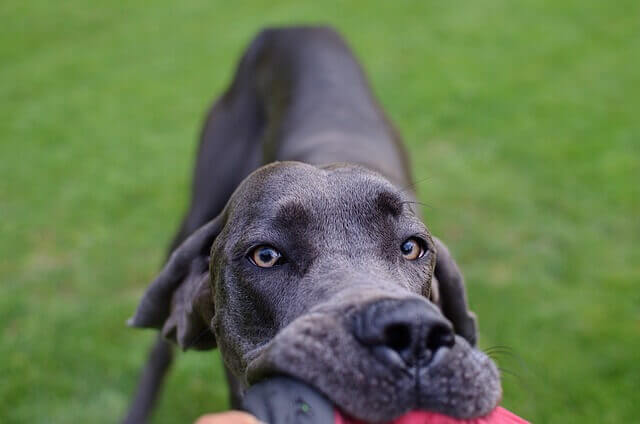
[1,1,638,422]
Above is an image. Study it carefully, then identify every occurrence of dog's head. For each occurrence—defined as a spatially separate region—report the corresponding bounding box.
[129,162,501,422]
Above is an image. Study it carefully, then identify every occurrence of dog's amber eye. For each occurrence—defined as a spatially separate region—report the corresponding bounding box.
[401,237,426,260]
[249,245,283,268]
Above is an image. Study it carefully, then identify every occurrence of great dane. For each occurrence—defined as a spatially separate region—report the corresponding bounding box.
[124,26,500,423]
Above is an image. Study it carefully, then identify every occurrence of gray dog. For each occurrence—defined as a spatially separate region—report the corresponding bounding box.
[124,26,501,423]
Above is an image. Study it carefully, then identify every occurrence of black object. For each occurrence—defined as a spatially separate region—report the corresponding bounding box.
[243,377,336,424]
[352,298,455,368]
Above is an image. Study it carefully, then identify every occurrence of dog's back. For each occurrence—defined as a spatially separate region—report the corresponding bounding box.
[177,27,412,246]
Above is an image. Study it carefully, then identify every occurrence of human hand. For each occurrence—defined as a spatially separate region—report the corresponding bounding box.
[195,411,262,424]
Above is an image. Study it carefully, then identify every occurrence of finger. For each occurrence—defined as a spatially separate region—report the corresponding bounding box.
[194,411,262,424]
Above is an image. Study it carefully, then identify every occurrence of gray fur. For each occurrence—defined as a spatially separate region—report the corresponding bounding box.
[124,26,500,423]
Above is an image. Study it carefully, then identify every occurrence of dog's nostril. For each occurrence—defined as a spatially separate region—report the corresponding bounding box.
[354,299,456,367]
[383,323,412,353]
[427,324,455,351]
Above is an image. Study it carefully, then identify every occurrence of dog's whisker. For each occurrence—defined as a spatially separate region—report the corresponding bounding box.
[486,350,517,360]
[485,347,516,352]
[484,346,530,375]
[497,367,522,379]
[400,200,434,210]
[484,347,524,360]
[485,349,519,358]
[484,344,517,353]
[489,348,536,397]
[485,349,521,359]
[398,175,435,194]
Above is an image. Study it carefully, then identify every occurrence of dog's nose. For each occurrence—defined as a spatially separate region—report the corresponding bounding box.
[353,298,455,367]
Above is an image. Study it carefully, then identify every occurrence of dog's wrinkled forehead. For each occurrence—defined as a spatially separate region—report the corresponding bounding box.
[227,162,418,234]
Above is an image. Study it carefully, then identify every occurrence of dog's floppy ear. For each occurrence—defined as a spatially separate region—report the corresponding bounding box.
[128,215,223,350]
[432,237,478,346]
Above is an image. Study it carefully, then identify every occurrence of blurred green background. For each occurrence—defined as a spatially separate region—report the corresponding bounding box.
[1,0,638,423]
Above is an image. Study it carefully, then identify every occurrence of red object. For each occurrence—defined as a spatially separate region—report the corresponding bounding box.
[335,407,529,424]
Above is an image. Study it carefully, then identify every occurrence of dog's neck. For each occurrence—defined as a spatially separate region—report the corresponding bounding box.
[252,28,413,189]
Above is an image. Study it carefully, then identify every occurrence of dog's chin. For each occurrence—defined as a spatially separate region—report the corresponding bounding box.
[244,313,502,423]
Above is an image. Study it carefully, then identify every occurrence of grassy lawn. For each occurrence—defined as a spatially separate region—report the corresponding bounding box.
[1,0,638,422]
